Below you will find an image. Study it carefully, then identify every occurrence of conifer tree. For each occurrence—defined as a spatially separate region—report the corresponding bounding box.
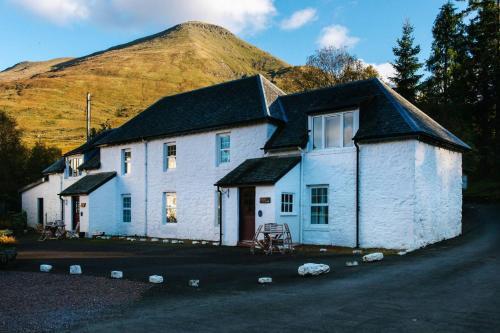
[390,20,423,102]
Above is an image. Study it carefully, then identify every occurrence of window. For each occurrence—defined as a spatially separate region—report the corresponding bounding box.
[281,193,294,214]
[311,187,328,225]
[217,133,230,165]
[68,157,83,177]
[312,110,359,149]
[122,149,131,175]
[165,192,177,223]
[164,143,176,170]
[122,195,131,223]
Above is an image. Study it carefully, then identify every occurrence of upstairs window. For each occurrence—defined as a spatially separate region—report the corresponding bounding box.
[122,149,131,175]
[68,157,83,177]
[164,143,176,170]
[217,133,230,165]
[122,195,131,223]
[312,110,359,149]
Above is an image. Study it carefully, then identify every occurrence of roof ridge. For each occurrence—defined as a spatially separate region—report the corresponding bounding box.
[257,74,271,117]
[280,77,378,99]
[373,78,419,132]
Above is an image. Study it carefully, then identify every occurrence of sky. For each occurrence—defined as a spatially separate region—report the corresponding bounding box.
[0,0,465,81]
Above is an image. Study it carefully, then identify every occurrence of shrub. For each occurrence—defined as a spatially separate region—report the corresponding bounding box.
[0,235,16,245]
[0,211,27,234]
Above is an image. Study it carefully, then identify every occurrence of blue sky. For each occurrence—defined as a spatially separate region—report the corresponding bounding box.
[0,0,464,79]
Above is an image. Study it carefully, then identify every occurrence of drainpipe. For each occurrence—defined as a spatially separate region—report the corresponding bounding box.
[298,147,305,245]
[217,186,223,246]
[144,140,148,237]
[354,141,360,248]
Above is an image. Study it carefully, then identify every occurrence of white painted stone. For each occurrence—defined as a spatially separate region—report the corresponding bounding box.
[345,261,359,267]
[201,241,208,245]
[188,279,200,287]
[212,242,219,246]
[111,271,123,279]
[162,239,169,243]
[40,264,52,272]
[139,238,147,242]
[258,277,272,284]
[151,238,159,242]
[69,265,82,275]
[319,248,327,253]
[178,240,184,244]
[192,241,199,245]
[362,252,384,262]
[298,263,330,276]
[171,240,178,244]
[352,249,362,255]
[398,251,407,256]
[149,275,163,284]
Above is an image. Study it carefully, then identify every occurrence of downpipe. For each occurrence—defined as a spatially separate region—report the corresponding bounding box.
[354,140,360,249]
[217,186,223,246]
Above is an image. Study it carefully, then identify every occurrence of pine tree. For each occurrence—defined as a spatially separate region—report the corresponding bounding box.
[425,2,466,105]
[464,0,499,177]
[390,20,423,102]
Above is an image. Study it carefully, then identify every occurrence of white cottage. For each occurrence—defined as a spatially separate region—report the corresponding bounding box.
[21,75,470,250]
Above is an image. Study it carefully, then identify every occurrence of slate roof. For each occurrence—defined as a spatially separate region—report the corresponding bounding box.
[42,158,66,175]
[96,75,285,146]
[215,156,301,187]
[264,78,470,152]
[78,149,100,171]
[64,129,116,157]
[60,172,116,196]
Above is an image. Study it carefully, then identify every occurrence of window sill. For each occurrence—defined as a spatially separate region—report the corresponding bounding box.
[304,226,330,232]
[308,146,356,156]
[280,213,297,217]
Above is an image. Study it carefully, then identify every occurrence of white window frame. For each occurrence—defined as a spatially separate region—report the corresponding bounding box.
[311,110,359,150]
[310,186,329,226]
[67,156,83,177]
[122,194,131,223]
[280,192,295,215]
[164,142,176,171]
[164,192,177,224]
[122,149,131,175]
[216,133,231,165]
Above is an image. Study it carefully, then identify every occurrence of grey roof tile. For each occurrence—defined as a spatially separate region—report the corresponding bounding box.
[60,172,116,196]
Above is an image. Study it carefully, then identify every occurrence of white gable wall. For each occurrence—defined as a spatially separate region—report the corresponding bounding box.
[22,174,63,228]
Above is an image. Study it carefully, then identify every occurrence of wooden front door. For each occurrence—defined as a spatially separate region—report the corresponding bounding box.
[72,196,80,230]
[239,187,256,241]
[37,198,44,225]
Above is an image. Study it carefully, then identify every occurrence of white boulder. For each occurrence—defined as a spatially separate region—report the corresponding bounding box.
[362,252,384,262]
[319,248,328,253]
[162,239,170,243]
[398,251,407,256]
[111,271,123,279]
[345,260,359,267]
[149,275,164,284]
[69,265,82,275]
[188,279,200,287]
[192,241,199,245]
[40,264,52,272]
[151,238,159,242]
[212,242,219,246]
[201,241,208,245]
[352,249,363,255]
[298,263,330,276]
[139,238,147,242]
[258,277,272,284]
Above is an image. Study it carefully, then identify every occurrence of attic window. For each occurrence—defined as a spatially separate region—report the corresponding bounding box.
[68,157,83,177]
[312,110,359,149]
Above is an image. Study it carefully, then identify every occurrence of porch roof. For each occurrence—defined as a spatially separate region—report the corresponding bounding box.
[60,172,116,196]
[215,156,301,187]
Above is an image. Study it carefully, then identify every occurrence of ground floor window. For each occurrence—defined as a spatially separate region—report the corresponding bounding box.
[122,195,131,223]
[281,192,294,214]
[165,192,177,223]
[311,187,328,224]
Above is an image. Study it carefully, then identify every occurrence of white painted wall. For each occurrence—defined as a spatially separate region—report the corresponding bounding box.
[22,174,63,228]
[413,141,462,248]
[88,178,118,236]
[274,164,301,243]
[99,123,272,240]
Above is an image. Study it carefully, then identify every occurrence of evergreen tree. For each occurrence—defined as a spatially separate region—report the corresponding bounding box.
[390,20,423,102]
[465,0,499,177]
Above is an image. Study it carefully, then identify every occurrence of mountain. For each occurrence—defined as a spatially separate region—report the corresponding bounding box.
[0,22,290,152]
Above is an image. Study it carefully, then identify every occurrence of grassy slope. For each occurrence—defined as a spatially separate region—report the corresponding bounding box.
[0,22,289,152]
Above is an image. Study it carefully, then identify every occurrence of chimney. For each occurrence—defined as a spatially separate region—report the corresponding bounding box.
[86,92,91,142]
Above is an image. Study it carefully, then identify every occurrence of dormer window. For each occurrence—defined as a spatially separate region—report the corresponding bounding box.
[312,110,359,149]
[67,156,83,177]
[122,149,131,175]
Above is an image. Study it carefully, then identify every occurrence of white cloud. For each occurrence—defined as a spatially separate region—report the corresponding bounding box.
[317,24,359,49]
[280,8,317,30]
[11,0,276,34]
[361,60,395,83]
[14,0,89,25]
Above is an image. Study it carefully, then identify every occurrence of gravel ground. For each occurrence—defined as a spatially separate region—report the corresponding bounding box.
[0,271,150,333]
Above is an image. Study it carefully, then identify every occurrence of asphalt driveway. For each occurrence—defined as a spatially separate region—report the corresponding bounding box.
[2,203,499,332]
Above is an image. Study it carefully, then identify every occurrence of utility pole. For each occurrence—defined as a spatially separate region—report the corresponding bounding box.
[86,92,91,142]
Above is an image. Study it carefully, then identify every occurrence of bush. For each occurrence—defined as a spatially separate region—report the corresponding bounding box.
[0,235,16,245]
[0,211,27,234]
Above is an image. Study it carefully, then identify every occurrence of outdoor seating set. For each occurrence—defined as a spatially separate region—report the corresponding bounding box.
[250,223,294,255]
[38,220,79,241]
